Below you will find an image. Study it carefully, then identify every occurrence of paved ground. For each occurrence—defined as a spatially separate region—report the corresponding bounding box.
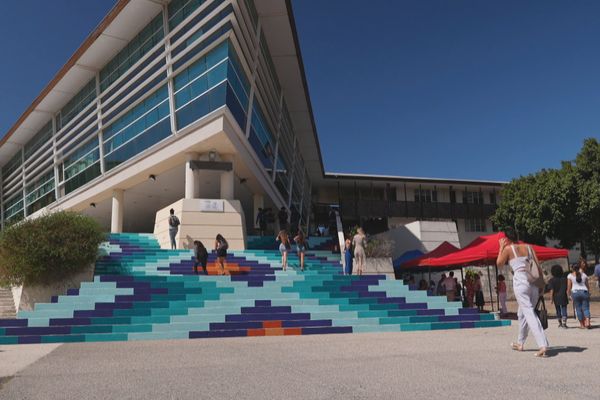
[1,320,599,400]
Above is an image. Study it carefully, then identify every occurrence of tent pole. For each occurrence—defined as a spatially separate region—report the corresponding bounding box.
[487,265,494,312]
[495,264,500,312]
[460,267,465,305]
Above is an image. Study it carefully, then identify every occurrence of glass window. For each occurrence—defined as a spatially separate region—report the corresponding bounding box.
[248,101,277,171]
[415,189,436,203]
[99,14,164,92]
[103,85,171,172]
[57,79,96,130]
[3,194,24,223]
[2,151,22,179]
[463,191,484,205]
[24,121,53,160]
[465,218,487,232]
[25,169,56,215]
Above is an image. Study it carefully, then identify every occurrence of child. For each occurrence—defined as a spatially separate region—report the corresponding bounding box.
[548,264,568,328]
[496,274,507,316]
[344,238,353,275]
[193,240,208,275]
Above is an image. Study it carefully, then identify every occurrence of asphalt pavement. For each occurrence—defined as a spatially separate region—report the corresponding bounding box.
[1,322,599,400]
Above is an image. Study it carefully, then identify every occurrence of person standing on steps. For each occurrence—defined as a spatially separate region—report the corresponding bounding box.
[496,228,548,358]
[474,274,485,311]
[193,240,209,275]
[352,227,367,275]
[256,208,267,236]
[277,230,291,271]
[278,207,288,232]
[567,263,591,329]
[443,271,457,302]
[344,238,353,275]
[168,209,180,250]
[214,234,228,275]
[496,274,508,316]
[294,229,307,271]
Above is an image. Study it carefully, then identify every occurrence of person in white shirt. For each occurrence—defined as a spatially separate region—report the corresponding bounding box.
[567,263,591,329]
[443,271,457,301]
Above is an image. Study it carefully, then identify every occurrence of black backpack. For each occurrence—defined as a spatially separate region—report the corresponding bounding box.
[169,215,180,227]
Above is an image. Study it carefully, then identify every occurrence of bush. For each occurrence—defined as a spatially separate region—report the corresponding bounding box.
[365,238,394,258]
[0,211,105,287]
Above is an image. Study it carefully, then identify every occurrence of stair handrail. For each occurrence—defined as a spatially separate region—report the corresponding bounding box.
[334,210,346,274]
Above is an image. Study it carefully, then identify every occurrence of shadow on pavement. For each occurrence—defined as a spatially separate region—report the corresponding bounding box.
[546,346,587,357]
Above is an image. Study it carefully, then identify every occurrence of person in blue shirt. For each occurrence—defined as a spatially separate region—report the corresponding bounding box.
[344,238,353,275]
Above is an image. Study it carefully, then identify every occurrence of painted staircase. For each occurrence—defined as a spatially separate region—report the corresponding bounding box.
[0,233,509,344]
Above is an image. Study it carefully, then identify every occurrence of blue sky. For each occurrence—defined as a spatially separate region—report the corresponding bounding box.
[1,1,600,181]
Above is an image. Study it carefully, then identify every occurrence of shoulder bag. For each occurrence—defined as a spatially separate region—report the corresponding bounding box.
[527,245,545,291]
[535,296,548,330]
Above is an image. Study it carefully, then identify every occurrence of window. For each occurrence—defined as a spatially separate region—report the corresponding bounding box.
[490,192,497,205]
[104,85,171,172]
[99,13,164,92]
[450,190,456,204]
[463,191,483,205]
[415,189,437,203]
[465,218,486,232]
[24,121,53,160]
[57,79,96,130]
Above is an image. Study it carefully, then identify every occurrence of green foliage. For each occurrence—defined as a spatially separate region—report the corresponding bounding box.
[0,211,106,287]
[492,138,600,254]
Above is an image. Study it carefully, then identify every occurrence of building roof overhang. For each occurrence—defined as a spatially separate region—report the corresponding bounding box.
[323,172,507,187]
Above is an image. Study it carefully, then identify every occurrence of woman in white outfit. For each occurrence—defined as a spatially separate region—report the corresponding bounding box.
[496,229,548,357]
[352,228,367,275]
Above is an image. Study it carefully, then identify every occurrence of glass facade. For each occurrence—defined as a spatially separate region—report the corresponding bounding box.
[0,0,312,229]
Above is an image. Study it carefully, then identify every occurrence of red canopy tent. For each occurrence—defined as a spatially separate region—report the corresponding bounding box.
[401,241,460,268]
[422,232,569,312]
[427,232,568,267]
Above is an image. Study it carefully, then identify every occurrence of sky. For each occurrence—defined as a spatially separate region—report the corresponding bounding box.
[2,1,600,182]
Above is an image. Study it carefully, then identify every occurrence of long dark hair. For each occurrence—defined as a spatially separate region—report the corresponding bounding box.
[216,234,226,245]
[504,227,518,242]
[572,264,582,283]
[194,240,206,252]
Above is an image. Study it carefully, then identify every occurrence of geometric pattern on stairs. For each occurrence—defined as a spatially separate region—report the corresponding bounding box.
[0,233,510,344]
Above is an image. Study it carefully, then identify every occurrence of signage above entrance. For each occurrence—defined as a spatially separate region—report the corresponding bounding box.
[199,199,225,212]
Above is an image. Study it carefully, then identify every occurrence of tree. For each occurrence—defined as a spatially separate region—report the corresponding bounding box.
[492,140,590,251]
[574,138,600,259]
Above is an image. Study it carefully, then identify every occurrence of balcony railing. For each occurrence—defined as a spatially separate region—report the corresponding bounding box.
[339,199,497,220]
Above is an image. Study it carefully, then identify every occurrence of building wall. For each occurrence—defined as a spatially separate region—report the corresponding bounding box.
[0,0,312,231]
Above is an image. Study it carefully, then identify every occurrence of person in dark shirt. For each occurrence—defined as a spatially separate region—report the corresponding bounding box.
[193,240,209,275]
[547,264,569,328]
[278,207,288,232]
[256,208,267,236]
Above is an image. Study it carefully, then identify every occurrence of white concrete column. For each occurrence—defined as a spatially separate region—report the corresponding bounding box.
[111,189,124,233]
[185,153,198,199]
[253,194,264,228]
[220,155,234,200]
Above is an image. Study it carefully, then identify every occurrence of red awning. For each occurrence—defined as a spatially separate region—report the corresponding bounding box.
[427,232,569,267]
[401,241,460,268]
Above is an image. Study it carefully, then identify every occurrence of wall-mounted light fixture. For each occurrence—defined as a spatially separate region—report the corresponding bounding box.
[90,203,96,208]
[208,150,217,162]
[149,174,156,181]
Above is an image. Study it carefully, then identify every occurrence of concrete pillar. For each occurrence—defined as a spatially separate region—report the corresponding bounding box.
[220,155,234,200]
[253,194,264,228]
[111,189,124,233]
[185,153,198,199]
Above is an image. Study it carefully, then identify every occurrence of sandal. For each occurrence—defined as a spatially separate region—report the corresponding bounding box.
[510,342,523,352]
[534,348,547,358]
